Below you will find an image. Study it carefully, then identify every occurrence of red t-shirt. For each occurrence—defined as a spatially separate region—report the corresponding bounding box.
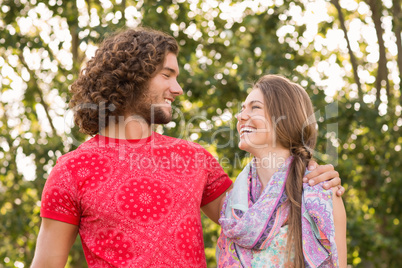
[40,133,232,267]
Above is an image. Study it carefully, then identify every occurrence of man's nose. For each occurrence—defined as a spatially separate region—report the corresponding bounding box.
[170,80,183,96]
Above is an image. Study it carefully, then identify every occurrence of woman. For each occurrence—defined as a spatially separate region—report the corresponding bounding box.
[217,75,347,267]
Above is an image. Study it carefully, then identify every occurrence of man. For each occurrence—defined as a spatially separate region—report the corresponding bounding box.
[31,27,343,267]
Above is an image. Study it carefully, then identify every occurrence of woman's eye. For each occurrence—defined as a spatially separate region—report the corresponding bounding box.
[252,106,261,109]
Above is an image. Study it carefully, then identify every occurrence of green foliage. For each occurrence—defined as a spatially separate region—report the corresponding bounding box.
[1,0,401,267]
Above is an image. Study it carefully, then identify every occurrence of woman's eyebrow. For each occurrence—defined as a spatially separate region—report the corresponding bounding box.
[249,100,263,105]
[241,100,264,108]
[242,100,264,107]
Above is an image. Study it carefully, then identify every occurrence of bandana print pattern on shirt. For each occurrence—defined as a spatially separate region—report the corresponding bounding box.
[40,133,233,267]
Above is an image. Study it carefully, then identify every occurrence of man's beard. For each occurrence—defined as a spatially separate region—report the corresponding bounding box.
[135,101,172,125]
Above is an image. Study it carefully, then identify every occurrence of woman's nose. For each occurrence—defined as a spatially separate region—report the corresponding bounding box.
[236,109,249,122]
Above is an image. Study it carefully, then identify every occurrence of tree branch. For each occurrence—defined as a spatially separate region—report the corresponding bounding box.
[18,53,57,136]
[122,0,126,26]
[367,0,391,106]
[331,0,363,101]
[392,0,402,103]
[67,1,80,67]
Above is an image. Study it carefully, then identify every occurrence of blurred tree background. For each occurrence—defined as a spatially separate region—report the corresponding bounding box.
[0,0,401,267]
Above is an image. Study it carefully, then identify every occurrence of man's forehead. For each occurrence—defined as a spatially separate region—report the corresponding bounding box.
[163,53,179,74]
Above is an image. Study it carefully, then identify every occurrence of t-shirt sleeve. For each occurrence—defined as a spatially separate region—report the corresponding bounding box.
[199,150,233,207]
[40,158,81,226]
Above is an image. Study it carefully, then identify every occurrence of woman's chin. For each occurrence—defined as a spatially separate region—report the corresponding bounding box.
[238,140,251,153]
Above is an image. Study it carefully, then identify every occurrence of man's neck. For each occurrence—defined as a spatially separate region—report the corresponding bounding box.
[100,114,152,140]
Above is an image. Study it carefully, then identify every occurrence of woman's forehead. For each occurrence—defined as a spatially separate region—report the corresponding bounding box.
[243,88,264,105]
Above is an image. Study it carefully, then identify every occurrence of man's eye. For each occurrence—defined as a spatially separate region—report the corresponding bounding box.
[162,73,170,78]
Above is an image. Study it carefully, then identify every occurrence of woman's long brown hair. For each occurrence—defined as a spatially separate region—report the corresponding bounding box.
[255,75,317,267]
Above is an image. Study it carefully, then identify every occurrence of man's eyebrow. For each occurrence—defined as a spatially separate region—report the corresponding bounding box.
[162,67,179,75]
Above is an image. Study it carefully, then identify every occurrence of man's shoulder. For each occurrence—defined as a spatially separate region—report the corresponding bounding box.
[56,136,103,164]
[154,133,205,150]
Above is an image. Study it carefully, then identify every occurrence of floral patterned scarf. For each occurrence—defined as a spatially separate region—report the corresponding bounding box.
[217,157,339,268]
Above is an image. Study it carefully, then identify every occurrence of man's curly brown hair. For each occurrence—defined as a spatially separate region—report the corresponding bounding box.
[69,27,179,135]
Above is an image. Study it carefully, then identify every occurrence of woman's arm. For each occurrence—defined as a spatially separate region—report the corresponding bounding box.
[201,185,233,224]
[331,187,347,268]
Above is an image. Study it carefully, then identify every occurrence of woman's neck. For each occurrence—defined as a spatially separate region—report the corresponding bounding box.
[254,148,290,190]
